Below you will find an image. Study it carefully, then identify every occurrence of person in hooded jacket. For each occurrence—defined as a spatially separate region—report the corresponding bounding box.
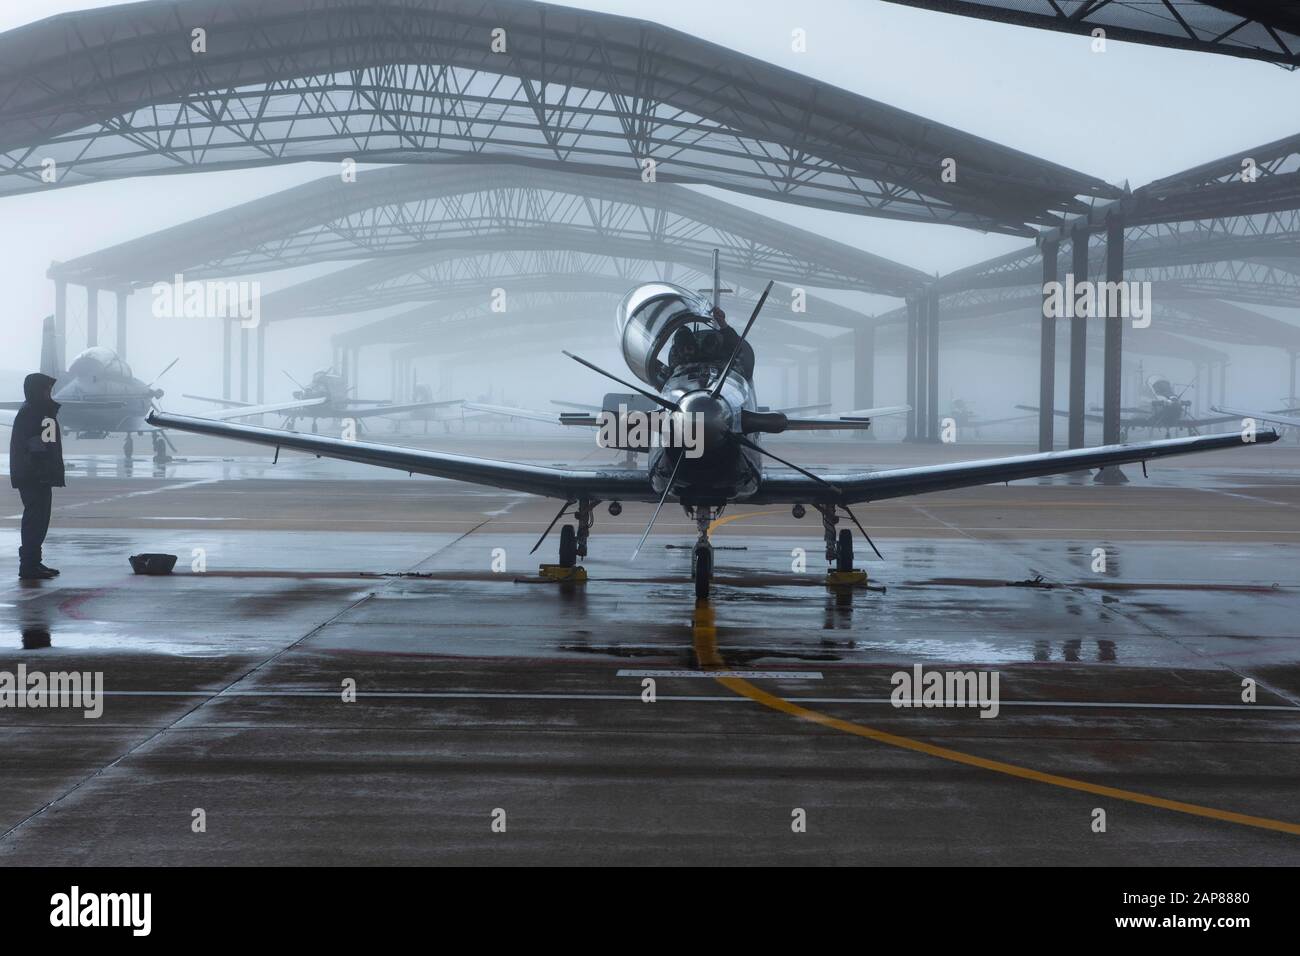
[9,372,64,579]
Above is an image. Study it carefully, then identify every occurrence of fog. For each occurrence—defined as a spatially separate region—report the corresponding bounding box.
[1,0,1296,427]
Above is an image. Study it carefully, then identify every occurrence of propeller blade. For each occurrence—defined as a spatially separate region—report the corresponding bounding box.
[710,280,772,398]
[840,503,884,562]
[562,351,679,413]
[736,434,841,495]
[283,369,308,392]
[631,451,686,561]
[529,500,572,555]
[146,357,180,389]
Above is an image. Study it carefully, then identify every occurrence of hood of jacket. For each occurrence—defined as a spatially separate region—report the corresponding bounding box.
[23,372,59,413]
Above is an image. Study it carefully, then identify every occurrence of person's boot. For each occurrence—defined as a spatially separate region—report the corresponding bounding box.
[38,564,60,576]
[18,566,56,580]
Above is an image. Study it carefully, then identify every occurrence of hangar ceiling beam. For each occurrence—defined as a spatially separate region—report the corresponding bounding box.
[0,0,1119,233]
[878,1,1300,68]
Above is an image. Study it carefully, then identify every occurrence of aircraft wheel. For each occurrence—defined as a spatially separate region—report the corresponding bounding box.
[693,545,712,600]
[836,528,854,572]
[558,524,578,568]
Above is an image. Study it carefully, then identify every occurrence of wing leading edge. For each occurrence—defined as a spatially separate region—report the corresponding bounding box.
[148,411,656,501]
[750,431,1279,505]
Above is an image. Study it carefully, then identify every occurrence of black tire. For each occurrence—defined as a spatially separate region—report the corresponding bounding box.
[836,528,854,572]
[694,546,712,600]
[558,524,578,568]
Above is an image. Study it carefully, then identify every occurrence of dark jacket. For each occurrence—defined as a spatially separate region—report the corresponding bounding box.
[9,373,64,489]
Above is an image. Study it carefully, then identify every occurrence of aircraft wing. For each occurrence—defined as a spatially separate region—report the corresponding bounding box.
[551,399,602,412]
[1212,405,1300,429]
[0,399,127,411]
[776,404,911,431]
[147,412,656,500]
[343,399,464,419]
[205,397,330,420]
[463,401,598,426]
[183,393,254,408]
[464,401,565,425]
[1015,404,1105,424]
[750,431,1279,505]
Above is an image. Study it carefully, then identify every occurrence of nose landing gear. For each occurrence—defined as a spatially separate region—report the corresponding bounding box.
[690,506,716,600]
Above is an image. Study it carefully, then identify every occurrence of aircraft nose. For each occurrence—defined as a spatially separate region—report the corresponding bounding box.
[677,389,731,454]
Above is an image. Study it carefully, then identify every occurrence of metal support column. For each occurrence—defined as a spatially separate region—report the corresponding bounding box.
[926,286,939,443]
[1097,214,1128,483]
[853,325,874,441]
[256,322,266,403]
[1038,235,1059,452]
[86,286,98,348]
[53,277,66,372]
[853,325,874,410]
[817,348,832,407]
[222,320,232,401]
[1068,222,1089,450]
[115,290,128,360]
[905,295,919,441]
[239,327,250,402]
[797,359,810,407]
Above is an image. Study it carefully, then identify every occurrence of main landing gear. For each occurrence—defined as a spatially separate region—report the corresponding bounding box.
[556,498,597,569]
[811,504,866,582]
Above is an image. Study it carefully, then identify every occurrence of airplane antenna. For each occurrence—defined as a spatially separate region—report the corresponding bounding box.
[695,248,732,311]
[711,249,721,313]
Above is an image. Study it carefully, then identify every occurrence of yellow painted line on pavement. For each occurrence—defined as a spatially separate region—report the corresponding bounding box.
[690,602,1300,837]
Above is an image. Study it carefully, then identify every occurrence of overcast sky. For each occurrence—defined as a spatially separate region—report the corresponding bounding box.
[0,0,1296,410]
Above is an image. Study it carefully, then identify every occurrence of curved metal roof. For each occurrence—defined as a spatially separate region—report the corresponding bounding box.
[260,245,886,327]
[879,1,1300,68]
[0,0,1119,233]
[48,162,930,297]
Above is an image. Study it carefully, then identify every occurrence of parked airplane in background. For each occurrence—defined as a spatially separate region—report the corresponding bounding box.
[0,316,178,462]
[185,368,462,433]
[945,398,1033,437]
[153,255,1279,599]
[1020,374,1240,439]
